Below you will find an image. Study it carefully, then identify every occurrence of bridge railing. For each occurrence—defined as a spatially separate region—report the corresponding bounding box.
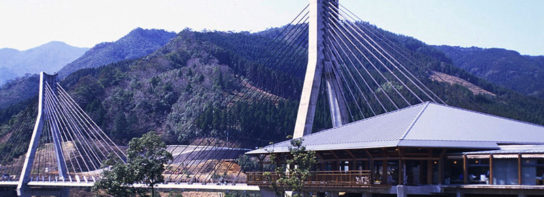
[247,170,378,188]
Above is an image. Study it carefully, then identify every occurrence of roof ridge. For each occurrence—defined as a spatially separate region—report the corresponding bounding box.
[259,102,431,151]
[429,102,544,128]
[399,101,430,141]
[306,101,430,136]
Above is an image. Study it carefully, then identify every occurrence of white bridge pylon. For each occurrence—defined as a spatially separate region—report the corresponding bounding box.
[294,0,348,138]
[293,0,446,138]
[17,72,126,196]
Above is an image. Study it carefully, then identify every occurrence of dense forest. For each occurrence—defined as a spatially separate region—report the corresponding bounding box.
[435,45,544,99]
[1,24,544,164]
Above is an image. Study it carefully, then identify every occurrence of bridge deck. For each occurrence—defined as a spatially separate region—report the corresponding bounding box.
[13,181,259,191]
[0,181,17,186]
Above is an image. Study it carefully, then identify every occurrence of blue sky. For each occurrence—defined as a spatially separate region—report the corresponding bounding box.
[0,0,542,55]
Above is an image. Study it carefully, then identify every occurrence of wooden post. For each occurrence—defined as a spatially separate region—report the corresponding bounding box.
[399,160,404,185]
[366,150,375,184]
[438,149,446,185]
[427,160,433,185]
[463,155,468,184]
[489,154,493,185]
[518,154,522,185]
[369,159,375,183]
[382,159,388,184]
[398,148,404,185]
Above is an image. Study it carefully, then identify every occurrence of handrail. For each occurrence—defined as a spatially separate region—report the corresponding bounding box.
[246,170,378,188]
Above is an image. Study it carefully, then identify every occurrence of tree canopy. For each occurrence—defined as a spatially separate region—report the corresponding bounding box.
[93,132,173,197]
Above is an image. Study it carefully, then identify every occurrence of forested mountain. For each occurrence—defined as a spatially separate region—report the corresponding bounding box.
[2,25,544,164]
[0,28,176,110]
[434,46,544,98]
[0,41,88,84]
[57,28,176,78]
[0,74,39,109]
[0,68,17,84]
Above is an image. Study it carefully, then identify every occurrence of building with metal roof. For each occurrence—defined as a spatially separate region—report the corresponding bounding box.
[246,102,544,197]
[248,102,544,154]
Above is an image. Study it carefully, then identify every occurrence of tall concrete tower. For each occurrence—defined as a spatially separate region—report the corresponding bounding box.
[17,72,69,197]
[293,0,348,138]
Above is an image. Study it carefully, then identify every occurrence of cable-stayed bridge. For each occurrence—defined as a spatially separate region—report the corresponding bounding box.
[0,0,444,196]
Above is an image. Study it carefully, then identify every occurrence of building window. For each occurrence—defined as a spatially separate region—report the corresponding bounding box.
[467,158,489,184]
[445,159,463,184]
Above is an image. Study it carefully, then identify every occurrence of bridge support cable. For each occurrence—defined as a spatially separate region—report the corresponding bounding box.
[326,20,399,111]
[43,85,89,177]
[46,84,102,173]
[263,19,308,72]
[270,24,309,76]
[182,139,223,182]
[192,141,231,182]
[260,6,309,75]
[44,123,57,181]
[334,3,446,104]
[42,99,74,181]
[42,83,74,180]
[169,138,210,182]
[193,141,238,183]
[169,138,217,183]
[45,84,95,175]
[322,48,360,120]
[202,145,239,183]
[325,29,382,116]
[330,5,439,105]
[327,4,428,103]
[326,14,414,106]
[54,87,113,165]
[56,85,126,161]
[181,140,218,182]
[340,6,446,104]
[260,3,308,64]
[339,5,427,66]
[183,139,225,183]
[165,144,196,182]
[327,31,390,114]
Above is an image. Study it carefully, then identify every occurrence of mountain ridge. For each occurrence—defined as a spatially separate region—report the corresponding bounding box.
[0,41,88,84]
[0,28,177,110]
[57,27,176,78]
[434,45,544,98]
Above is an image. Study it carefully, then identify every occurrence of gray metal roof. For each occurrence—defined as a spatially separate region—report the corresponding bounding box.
[247,102,544,154]
[463,145,544,155]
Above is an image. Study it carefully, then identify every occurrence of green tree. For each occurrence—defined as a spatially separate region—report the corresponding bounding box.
[112,111,127,141]
[93,132,173,197]
[267,138,317,197]
[237,155,258,173]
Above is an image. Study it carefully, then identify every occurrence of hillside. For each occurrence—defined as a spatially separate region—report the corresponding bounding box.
[0,28,176,109]
[2,25,544,164]
[0,41,88,84]
[434,45,544,98]
[0,74,39,109]
[57,28,176,78]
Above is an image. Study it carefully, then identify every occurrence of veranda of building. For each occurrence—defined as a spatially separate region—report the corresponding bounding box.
[245,102,544,196]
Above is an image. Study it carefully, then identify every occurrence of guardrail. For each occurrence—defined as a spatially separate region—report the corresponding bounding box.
[247,170,378,188]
